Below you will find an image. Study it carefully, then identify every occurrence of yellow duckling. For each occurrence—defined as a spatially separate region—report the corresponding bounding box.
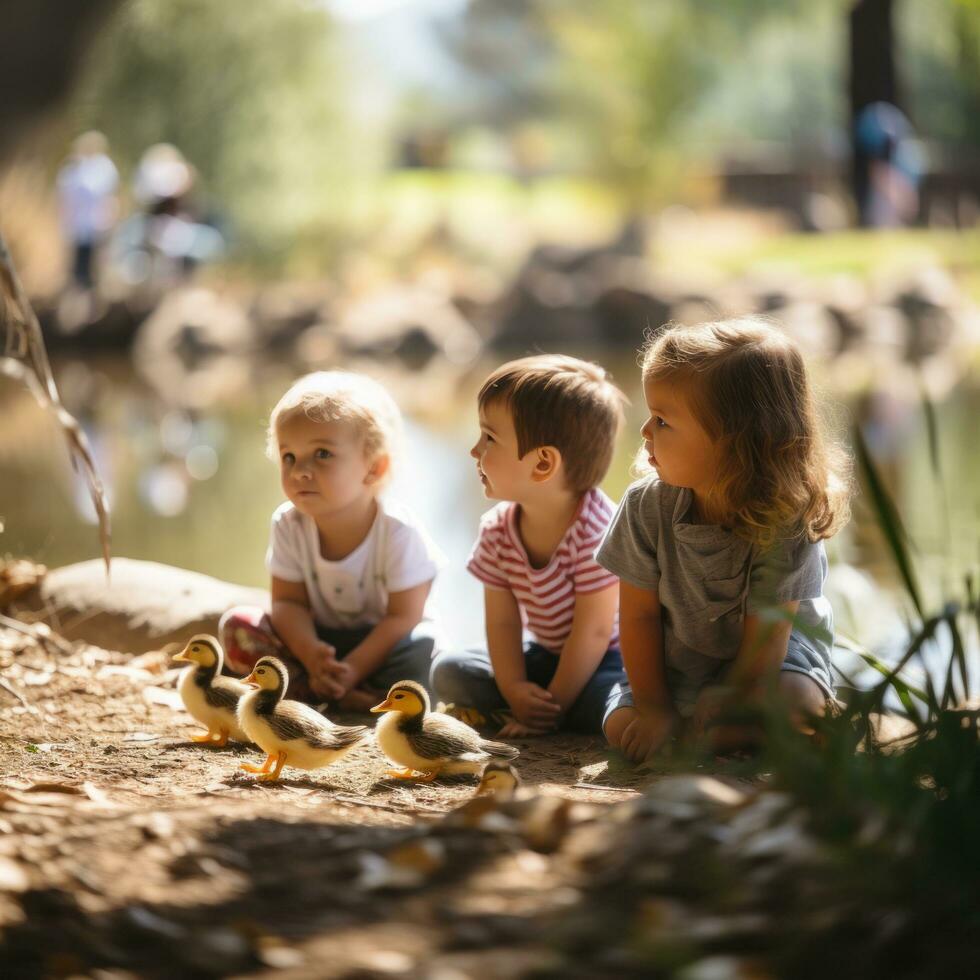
[237,656,369,782]
[173,634,250,746]
[476,761,522,799]
[371,680,519,782]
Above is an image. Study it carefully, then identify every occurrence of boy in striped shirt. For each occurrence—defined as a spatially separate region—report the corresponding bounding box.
[431,355,628,736]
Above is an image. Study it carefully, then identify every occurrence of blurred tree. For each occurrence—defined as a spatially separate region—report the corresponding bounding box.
[0,0,120,163]
[68,0,363,268]
[849,0,899,226]
[441,0,979,213]
[436,0,557,127]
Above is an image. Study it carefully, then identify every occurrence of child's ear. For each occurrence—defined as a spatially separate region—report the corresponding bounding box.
[365,453,390,486]
[530,446,561,484]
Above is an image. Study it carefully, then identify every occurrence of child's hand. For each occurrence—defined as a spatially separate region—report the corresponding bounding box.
[619,708,676,762]
[304,641,351,701]
[691,684,738,737]
[505,681,562,731]
[497,719,547,738]
[337,686,383,712]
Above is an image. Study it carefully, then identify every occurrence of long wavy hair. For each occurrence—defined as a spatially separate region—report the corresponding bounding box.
[641,318,852,547]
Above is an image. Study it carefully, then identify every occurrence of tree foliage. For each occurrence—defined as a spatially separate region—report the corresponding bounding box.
[68,0,362,266]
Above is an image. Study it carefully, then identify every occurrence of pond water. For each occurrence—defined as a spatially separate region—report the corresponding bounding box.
[1,350,978,666]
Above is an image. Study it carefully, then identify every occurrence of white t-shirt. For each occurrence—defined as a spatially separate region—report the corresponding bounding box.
[265,499,446,630]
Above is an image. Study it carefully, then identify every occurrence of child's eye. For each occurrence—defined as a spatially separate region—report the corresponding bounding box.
[281,452,295,465]
[314,448,333,460]
[655,417,668,429]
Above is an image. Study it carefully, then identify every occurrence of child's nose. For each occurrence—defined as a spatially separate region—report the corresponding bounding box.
[469,441,480,459]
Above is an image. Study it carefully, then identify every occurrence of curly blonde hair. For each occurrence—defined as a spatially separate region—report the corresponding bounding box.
[641,318,851,547]
[266,371,403,479]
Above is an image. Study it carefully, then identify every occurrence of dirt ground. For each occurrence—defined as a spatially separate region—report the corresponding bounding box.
[0,624,668,978]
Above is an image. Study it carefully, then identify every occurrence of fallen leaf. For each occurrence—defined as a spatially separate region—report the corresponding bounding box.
[0,857,29,892]
[23,782,84,795]
[20,670,54,686]
[142,686,184,710]
[97,665,158,682]
[81,782,110,804]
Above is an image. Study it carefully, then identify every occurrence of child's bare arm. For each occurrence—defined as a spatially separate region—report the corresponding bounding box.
[270,576,347,697]
[619,581,671,710]
[269,576,347,699]
[341,580,431,689]
[486,587,560,731]
[612,582,677,760]
[726,601,799,690]
[547,584,618,713]
[269,576,323,660]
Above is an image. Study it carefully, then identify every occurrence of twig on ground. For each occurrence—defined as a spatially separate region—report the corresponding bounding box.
[0,675,27,705]
[332,792,446,815]
[571,782,639,794]
[0,613,75,656]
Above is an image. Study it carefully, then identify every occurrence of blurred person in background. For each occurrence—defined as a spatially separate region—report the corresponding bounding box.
[56,130,119,294]
[114,142,224,287]
[855,102,923,228]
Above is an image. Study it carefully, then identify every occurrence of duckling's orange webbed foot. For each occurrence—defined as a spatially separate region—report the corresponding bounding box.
[386,768,421,780]
[241,753,275,774]
[415,770,440,783]
[257,752,287,782]
[190,731,217,743]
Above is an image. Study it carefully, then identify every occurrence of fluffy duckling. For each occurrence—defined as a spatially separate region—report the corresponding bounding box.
[173,634,249,746]
[371,680,519,782]
[476,761,522,799]
[237,656,369,782]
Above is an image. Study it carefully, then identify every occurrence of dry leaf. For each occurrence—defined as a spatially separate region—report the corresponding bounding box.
[142,686,184,709]
[0,857,29,892]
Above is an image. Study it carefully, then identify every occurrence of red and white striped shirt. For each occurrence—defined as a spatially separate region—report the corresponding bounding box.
[467,488,620,654]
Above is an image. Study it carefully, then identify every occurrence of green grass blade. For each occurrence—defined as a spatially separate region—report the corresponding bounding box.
[853,425,925,619]
[918,378,942,479]
[857,650,931,706]
[946,608,970,705]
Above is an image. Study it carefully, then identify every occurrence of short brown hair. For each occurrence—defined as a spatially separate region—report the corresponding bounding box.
[478,354,626,494]
[641,317,852,546]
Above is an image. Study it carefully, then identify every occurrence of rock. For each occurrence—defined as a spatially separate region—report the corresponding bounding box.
[12,558,268,653]
[331,286,481,370]
[132,287,254,409]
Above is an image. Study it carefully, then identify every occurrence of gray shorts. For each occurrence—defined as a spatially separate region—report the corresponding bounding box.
[602,632,835,729]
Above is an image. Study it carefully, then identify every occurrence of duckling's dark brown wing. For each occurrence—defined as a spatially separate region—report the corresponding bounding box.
[270,701,368,749]
[205,676,244,711]
[408,714,486,760]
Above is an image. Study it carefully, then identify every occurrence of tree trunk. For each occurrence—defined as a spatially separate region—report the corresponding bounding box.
[848,0,899,226]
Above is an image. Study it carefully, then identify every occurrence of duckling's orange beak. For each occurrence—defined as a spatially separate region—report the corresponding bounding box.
[370,696,395,713]
[172,649,191,663]
[242,671,261,689]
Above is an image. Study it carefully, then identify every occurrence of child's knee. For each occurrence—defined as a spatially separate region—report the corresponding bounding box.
[429,650,467,700]
[218,605,277,675]
[778,671,829,722]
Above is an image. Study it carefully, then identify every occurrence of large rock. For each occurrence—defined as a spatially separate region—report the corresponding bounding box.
[12,558,268,653]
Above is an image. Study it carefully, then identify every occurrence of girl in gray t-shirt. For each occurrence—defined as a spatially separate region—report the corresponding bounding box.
[596,317,851,760]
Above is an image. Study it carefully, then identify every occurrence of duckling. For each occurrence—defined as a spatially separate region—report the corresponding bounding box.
[237,656,369,782]
[476,761,522,799]
[371,680,519,782]
[173,634,249,746]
